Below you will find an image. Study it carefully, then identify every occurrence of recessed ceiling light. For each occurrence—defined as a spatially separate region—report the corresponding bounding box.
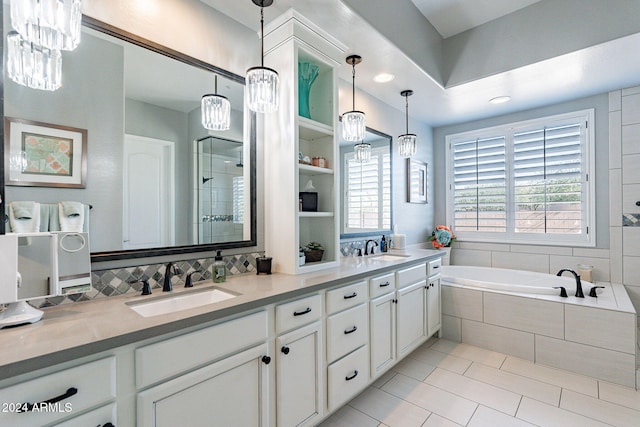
[373,73,395,83]
[489,96,511,104]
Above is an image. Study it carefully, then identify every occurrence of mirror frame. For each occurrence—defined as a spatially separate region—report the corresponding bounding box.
[339,126,394,239]
[0,16,258,262]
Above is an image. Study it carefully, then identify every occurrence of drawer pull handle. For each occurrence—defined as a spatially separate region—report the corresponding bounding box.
[293,307,312,316]
[20,387,78,413]
[281,346,290,355]
[433,265,440,269]
[344,292,358,299]
[379,282,390,287]
[102,424,116,427]
[262,355,272,365]
[345,370,359,381]
[344,326,358,335]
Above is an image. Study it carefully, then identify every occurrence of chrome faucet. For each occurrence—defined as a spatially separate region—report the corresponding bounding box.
[163,262,181,292]
[364,239,379,256]
[557,268,584,298]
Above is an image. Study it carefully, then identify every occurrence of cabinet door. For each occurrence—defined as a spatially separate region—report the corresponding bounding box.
[137,343,270,427]
[396,280,428,358]
[427,277,441,337]
[276,321,323,427]
[369,292,397,378]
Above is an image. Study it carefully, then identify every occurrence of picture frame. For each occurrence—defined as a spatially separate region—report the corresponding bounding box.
[4,117,87,188]
[407,158,427,203]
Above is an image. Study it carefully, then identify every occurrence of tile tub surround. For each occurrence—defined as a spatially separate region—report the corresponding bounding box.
[29,252,264,308]
[440,267,637,388]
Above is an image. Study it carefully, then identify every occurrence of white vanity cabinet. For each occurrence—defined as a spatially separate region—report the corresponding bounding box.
[426,258,442,338]
[0,356,116,427]
[275,294,324,426]
[369,272,397,378]
[135,311,270,427]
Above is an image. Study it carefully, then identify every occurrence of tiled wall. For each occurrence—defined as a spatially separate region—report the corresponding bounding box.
[31,252,263,308]
[609,86,640,324]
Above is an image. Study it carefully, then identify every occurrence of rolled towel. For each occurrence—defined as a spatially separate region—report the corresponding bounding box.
[9,202,41,232]
[58,202,84,232]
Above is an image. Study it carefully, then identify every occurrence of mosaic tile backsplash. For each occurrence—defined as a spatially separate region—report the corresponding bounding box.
[30,252,263,308]
[27,240,385,308]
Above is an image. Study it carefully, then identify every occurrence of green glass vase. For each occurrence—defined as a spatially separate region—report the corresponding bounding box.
[298,61,319,119]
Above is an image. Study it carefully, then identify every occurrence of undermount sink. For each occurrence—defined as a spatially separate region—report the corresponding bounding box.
[369,254,411,262]
[127,286,239,317]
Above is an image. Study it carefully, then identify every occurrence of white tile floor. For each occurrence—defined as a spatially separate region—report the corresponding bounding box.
[319,338,640,427]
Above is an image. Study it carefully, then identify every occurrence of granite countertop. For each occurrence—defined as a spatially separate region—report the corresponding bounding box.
[0,248,443,380]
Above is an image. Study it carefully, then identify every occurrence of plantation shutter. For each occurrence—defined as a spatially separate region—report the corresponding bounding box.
[452,136,506,232]
[513,123,583,234]
[346,149,390,230]
[232,176,244,224]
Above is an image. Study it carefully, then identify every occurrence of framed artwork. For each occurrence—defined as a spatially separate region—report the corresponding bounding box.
[407,158,427,203]
[4,117,87,188]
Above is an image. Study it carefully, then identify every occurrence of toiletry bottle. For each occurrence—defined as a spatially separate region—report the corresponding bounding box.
[213,250,226,283]
[381,235,387,252]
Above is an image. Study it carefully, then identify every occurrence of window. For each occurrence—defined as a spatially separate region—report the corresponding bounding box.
[344,147,391,233]
[232,176,244,224]
[446,109,594,246]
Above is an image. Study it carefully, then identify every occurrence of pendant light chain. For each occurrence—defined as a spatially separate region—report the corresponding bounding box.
[405,93,409,134]
[260,6,265,68]
[352,61,356,111]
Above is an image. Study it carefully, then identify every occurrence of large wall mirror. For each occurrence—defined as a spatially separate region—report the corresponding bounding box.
[340,127,393,238]
[1,13,256,262]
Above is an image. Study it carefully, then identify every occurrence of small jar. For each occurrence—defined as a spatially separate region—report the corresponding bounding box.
[312,157,327,168]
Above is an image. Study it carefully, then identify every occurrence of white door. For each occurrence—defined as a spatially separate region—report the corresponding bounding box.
[427,277,441,337]
[123,135,175,249]
[396,280,428,359]
[276,322,323,427]
[369,292,396,378]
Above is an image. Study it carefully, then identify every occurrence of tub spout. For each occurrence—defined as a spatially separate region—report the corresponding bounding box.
[556,269,584,298]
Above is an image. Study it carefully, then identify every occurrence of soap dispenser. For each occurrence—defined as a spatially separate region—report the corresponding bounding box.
[213,251,226,283]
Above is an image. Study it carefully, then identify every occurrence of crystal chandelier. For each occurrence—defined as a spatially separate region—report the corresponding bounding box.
[398,90,417,158]
[202,75,231,131]
[7,31,62,91]
[10,0,83,51]
[342,55,366,142]
[246,0,279,113]
[354,141,371,163]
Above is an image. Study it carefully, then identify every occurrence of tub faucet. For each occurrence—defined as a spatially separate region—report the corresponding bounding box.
[163,262,181,292]
[364,239,378,256]
[556,268,584,298]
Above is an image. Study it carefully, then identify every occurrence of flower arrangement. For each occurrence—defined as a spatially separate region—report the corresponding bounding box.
[429,225,455,248]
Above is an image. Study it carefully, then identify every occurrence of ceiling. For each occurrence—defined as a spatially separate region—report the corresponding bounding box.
[410,0,542,38]
[202,0,640,128]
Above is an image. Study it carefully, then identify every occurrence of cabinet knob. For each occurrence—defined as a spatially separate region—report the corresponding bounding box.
[281,346,290,355]
[262,355,272,365]
[636,201,640,206]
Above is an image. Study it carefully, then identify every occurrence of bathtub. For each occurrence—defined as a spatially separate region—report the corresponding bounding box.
[439,265,637,388]
[440,265,597,297]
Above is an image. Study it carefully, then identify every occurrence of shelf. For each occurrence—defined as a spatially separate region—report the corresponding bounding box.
[298,117,333,140]
[298,164,334,175]
[298,259,338,273]
[298,211,334,218]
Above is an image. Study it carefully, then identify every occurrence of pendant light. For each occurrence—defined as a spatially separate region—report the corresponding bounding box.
[246,0,279,113]
[342,54,366,142]
[354,141,371,163]
[10,0,83,51]
[7,31,62,91]
[202,75,231,131]
[398,90,417,158]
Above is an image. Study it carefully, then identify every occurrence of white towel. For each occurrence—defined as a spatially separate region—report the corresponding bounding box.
[9,202,41,233]
[58,202,84,232]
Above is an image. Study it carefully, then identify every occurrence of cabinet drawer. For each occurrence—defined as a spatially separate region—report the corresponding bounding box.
[326,281,367,314]
[369,272,395,299]
[276,294,322,334]
[55,402,116,427]
[427,257,442,276]
[396,263,427,287]
[136,310,267,388]
[326,304,368,363]
[327,345,369,411]
[0,357,115,427]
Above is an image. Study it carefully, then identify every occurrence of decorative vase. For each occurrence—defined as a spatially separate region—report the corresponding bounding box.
[298,61,319,119]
